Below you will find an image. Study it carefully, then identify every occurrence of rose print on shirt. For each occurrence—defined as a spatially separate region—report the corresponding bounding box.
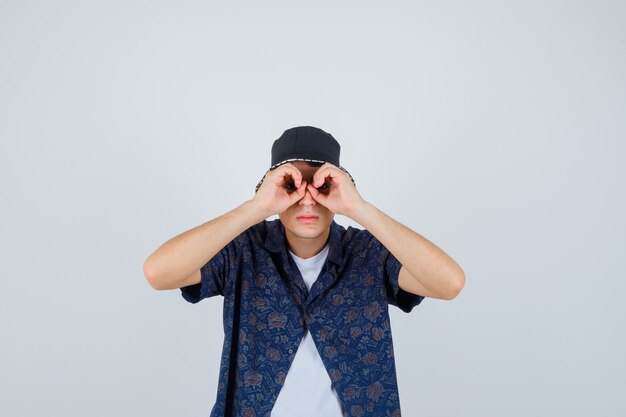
[267,311,288,328]
[244,370,263,387]
[366,381,384,401]
[364,301,382,321]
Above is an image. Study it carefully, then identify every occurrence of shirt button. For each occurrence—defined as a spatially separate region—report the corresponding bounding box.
[288,349,293,354]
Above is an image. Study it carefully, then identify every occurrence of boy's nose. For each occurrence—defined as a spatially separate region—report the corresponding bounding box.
[299,187,316,205]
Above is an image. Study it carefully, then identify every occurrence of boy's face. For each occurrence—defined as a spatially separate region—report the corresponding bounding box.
[278,161,335,243]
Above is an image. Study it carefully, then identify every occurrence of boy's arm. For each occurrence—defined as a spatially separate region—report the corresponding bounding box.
[350,202,465,300]
[305,162,465,301]
[143,162,310,291]
[143,201,267,291]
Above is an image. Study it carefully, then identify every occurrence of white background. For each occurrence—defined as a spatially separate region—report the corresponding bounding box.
[1,1,624,416]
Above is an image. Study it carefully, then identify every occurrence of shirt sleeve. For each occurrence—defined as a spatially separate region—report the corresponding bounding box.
[365,232,424,313]
[179,239,237,304]
[383,249,425,312]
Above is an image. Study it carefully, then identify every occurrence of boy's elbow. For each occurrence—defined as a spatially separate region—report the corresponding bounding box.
[446,270,465,300]
[143,257,164,290]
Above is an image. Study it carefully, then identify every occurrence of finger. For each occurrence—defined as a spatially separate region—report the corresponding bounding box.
[290,180,308,204]
[274,164,303,187]
[307,183,327,205]
[313,166,341,188]
[312,166,328,188]
[313,162,341,187]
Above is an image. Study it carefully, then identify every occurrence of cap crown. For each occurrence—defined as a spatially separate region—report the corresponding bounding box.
[270,126,341,168]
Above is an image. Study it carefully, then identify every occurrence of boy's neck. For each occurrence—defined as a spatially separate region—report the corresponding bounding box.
[284,227,330,259]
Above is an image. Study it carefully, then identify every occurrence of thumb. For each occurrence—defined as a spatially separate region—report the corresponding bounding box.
[289,180,308,205]
[307,184,328,206]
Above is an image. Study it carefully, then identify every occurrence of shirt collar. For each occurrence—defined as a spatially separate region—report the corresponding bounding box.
[264,219,344,266]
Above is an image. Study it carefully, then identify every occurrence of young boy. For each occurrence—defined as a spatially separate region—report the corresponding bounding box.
[144,125,465,417]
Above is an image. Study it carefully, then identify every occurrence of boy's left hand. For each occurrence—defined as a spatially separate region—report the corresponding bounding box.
[306,163,366,217]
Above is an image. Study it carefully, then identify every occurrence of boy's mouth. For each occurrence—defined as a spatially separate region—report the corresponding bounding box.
[297,215,319,222]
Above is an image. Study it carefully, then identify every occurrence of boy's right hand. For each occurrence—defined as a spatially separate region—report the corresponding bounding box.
[251,163,307,217]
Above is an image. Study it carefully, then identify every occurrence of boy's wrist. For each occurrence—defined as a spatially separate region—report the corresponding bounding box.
[243,199,273,223]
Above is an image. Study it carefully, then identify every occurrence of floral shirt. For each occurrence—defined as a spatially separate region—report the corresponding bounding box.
[180,218,425,417]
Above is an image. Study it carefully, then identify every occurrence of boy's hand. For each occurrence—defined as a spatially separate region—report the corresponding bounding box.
[306,162,365,217]
[251,163,308,216]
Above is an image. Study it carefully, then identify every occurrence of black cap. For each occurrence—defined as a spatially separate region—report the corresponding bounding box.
[254,126,355,193]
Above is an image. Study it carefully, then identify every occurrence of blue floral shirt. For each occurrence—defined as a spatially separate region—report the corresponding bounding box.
[180,219,425,417]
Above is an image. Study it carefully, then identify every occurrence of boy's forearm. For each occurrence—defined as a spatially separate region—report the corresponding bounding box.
[143,200,269,290]
[348,201,465,299]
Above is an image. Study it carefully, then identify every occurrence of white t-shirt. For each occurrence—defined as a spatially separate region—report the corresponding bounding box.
[270,243,344,417]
